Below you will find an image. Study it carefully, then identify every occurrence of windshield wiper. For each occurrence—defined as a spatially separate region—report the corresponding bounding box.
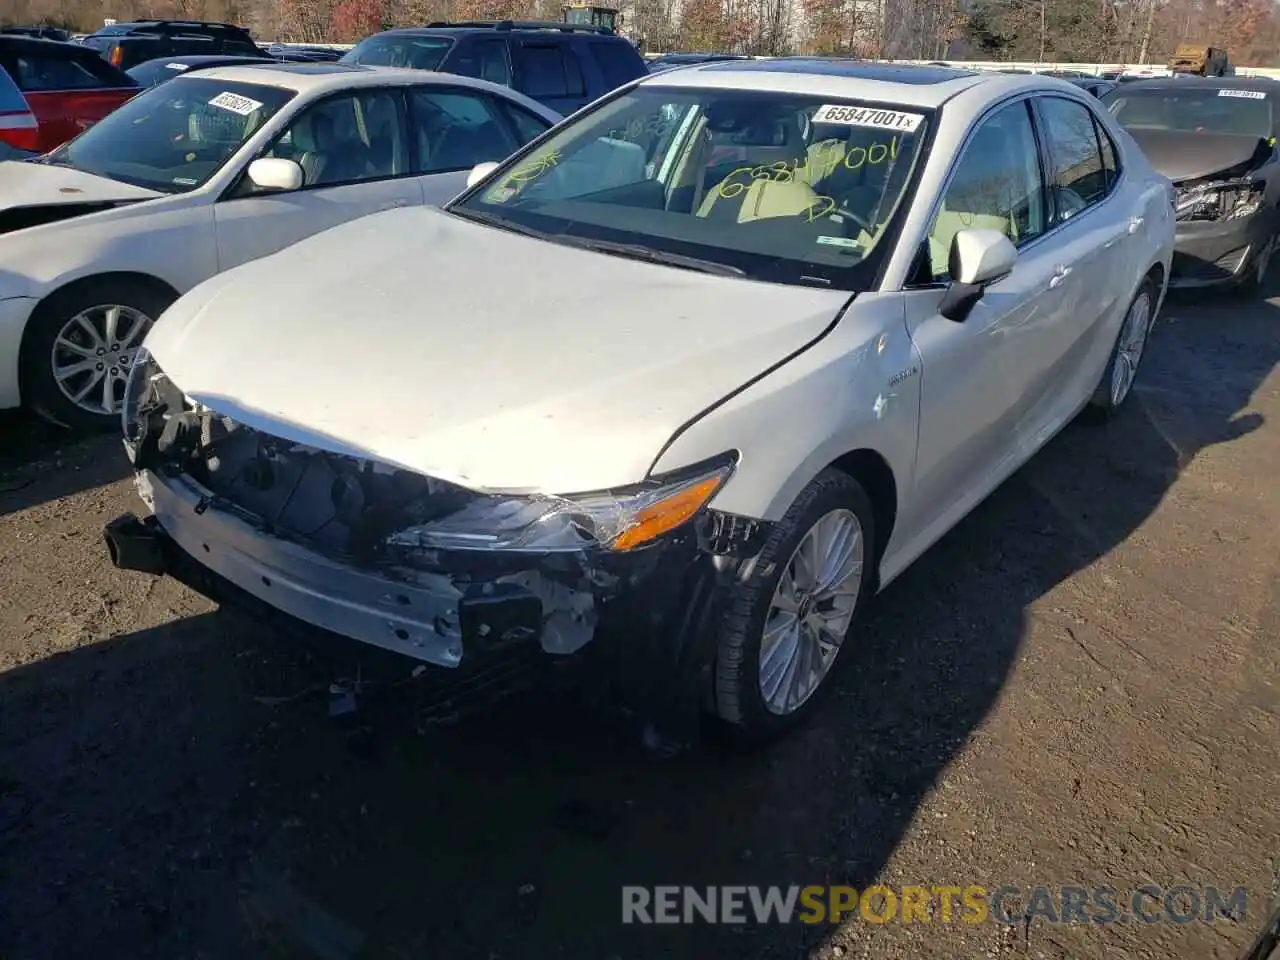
[549,235,746,278]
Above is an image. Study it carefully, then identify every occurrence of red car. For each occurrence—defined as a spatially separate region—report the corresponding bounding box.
[0,35,138,152]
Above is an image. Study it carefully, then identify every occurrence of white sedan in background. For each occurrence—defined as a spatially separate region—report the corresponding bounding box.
[0,63,559,429]
[111,62,1175,742]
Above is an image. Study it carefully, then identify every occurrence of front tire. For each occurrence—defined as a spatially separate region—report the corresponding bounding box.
[19,278,174,432]
[712,469,876,737]
[1086,276,1156,421]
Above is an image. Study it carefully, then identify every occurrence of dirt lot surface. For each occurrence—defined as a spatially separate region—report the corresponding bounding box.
[0,291,1277,960]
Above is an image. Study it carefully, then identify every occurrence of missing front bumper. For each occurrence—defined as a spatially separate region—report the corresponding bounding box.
[122,469,565,667]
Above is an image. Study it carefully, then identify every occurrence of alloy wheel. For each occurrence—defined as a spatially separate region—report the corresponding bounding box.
[758,508,864,715]
[50,304,153,416]
[1110,291,1152,407]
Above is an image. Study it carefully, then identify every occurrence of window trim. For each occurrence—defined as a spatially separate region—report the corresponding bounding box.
[220,86,414,201]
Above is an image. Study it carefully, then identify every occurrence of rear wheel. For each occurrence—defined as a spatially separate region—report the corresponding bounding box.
[1086,277,1156,421]
[19,278,174,432]
[712,469,876,737]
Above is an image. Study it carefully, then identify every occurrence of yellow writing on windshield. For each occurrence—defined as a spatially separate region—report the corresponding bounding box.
[508,148,563,183]
[717,137,901,200]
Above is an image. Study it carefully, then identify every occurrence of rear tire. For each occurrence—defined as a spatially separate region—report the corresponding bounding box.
[1085,276,1157,422]
[712,469,876,739]
[19,278,174,432]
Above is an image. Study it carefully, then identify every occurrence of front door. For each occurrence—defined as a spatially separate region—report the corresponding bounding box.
[905,99,1064,534]
[214,88,422,272]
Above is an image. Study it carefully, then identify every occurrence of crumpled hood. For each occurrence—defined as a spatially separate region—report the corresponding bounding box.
[145,206,851,495]
[0,160,163,208]
[1125,129,1269,183]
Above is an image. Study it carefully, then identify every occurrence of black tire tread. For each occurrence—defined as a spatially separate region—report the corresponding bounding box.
[713,468,875,734]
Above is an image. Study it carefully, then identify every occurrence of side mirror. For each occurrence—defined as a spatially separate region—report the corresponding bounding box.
[939,228,1017,322]
[246,157,303,192]
[466,160,501,189]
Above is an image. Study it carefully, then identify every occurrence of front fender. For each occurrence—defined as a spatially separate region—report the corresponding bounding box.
[650,292,918,530]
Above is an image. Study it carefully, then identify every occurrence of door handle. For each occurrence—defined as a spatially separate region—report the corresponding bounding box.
[1048,264,1073,289]
[1127,216,1144,235]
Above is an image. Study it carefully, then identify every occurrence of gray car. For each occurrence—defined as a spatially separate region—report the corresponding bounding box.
[1104,75,1280,291]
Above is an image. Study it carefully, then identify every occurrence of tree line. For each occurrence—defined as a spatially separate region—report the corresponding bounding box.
[3,0,1277,66]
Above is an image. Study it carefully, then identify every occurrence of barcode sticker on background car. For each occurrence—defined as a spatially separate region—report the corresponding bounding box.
[208,91,263,115]
[811,104,924,132]
[1218,89,1267,99]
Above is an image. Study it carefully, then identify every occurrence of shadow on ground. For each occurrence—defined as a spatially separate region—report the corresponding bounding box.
[0,412,130,517]
[0,291,1276,959]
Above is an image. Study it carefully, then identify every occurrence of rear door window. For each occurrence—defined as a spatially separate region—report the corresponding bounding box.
[1036,96,1109,223]
[453,38,512,87]
[515,43,584,99]
[408,88,519,174]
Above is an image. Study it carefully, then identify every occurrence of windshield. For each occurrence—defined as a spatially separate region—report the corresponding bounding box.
[341,34,454,70]
[1106,87,1273,139]
[42,76,294,192]
[449,87,930,288]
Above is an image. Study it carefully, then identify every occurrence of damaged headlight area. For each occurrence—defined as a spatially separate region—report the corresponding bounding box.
[1174,178,1266,222]
[385,464,733,558]
[121,357,736,570]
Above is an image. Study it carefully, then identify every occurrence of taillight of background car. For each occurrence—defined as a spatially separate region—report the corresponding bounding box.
[0,70,39,151]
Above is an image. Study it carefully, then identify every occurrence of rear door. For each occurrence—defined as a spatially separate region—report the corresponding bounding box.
[405,84,553,204]
[2,46,138,150]
[511,39,588,114]
[214,87,422,272]
[1015,93,1131,448]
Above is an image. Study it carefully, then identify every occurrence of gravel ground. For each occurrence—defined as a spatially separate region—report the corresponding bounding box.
[0,290,1276,960]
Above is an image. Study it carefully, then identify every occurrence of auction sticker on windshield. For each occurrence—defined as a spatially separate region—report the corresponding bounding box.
[1218,89,1267,99]
[208,91,263,115]
[811,104,924,132]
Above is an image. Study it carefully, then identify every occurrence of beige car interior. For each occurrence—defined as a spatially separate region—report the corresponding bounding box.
[926,122,1022,278]
[677,113,894,248]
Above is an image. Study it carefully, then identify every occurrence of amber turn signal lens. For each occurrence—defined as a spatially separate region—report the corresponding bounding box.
[610,474,726,551]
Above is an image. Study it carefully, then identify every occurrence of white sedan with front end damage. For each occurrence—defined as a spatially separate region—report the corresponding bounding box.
[0,62,558,430]
[106,61,1174,743]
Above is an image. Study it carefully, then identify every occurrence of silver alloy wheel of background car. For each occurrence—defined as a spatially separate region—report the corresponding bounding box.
[759,507,864,715]
[51,304,153,416]
[1110,289,1152,408]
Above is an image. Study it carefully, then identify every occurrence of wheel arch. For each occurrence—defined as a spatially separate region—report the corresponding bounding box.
[18,271,181,393]
[826,447,898,573]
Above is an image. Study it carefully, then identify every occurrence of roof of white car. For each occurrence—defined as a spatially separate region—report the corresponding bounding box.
[172,62,489,95]
[642,58,1056,109]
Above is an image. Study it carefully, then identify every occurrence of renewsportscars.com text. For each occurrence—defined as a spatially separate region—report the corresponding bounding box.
[622,884,1248,926]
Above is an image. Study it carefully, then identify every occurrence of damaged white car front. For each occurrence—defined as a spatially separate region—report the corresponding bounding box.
[109,348,739,682]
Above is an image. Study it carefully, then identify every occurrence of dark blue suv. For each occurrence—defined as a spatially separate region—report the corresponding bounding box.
[341,19,646,115]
